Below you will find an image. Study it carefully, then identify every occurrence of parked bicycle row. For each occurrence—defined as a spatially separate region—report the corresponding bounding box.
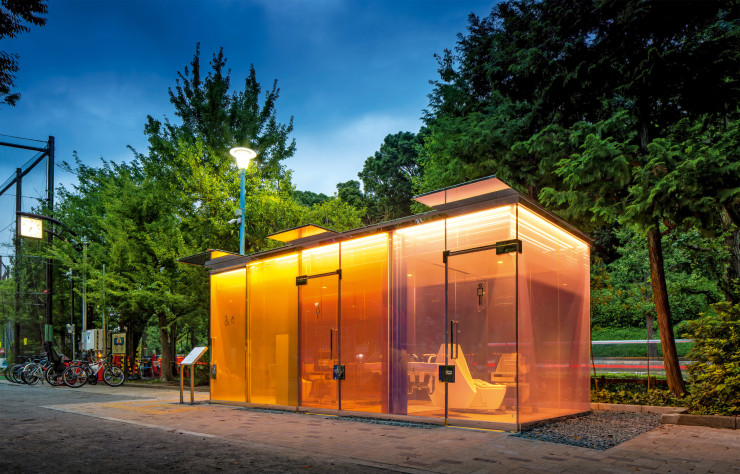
[2,342,125,388]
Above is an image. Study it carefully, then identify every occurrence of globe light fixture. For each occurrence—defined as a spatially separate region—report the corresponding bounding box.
[229,147,257,255]
[229,147,257,169]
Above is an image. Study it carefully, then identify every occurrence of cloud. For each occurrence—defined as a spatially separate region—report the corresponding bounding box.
[289,112,422,195]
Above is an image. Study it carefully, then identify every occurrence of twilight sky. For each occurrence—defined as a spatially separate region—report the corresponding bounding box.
[0,0,496,245]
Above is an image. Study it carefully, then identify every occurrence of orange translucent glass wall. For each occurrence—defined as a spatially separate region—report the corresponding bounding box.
[517,205,590,420]
[299,244,340,408]
[340,234,389,413]
[301,243,339,275]
[390,207,517,422]
[391,221,446,416]
[247,254,299,406]
[210,268,247,402]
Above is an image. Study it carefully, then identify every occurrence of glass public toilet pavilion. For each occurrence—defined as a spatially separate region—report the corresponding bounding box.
[179,176,591,431]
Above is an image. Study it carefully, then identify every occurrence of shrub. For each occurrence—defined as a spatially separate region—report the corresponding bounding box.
[684,302,740,415]
[591,388,686,407]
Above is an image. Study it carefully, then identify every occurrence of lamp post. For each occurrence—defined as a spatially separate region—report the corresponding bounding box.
[229,147,257,255]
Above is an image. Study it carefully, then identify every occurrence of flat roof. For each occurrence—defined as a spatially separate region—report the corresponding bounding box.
[267,224,336,243]
[413,176,510,208]
[176,176,592,271]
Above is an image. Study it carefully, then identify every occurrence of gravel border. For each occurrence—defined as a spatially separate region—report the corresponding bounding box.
[515,410,662,450]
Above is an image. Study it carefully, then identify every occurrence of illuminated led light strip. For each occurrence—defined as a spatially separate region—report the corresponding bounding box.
[247,253,299,267]
[518,206,588,249]
[212,268,246,278]
[341,232,388,250]
[301,243,339,258]
[393,220,445,237]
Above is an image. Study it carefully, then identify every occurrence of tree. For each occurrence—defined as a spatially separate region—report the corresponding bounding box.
[336,180,366,212]
[359,131,422,222]
[423,0,739,395]
[0,0,48,106]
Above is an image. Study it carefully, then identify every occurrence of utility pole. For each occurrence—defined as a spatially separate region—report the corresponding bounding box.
[45,136,55,343]
[82,238,87,331]
[13,168,21,360]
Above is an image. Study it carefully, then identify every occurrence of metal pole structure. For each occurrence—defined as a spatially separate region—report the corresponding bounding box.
[82,238,87,331]
[70,268,75,361]
[14,168,21,360]
[239,168,245,255]
[102,263,106,355]
[45,136,55,343]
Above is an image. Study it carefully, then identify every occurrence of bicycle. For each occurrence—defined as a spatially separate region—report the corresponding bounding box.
[63,352,125,388]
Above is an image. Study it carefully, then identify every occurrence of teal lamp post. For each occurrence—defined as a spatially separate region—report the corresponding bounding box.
[229,147,257,255]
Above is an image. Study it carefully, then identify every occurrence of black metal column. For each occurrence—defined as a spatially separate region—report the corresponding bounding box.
[14,168,22,359]
[45,136,54,342]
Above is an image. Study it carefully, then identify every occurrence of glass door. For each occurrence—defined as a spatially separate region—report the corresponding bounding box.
[444,246,517,425]
[298,273,340,409]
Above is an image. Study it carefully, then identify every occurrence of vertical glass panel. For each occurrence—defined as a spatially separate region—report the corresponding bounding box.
[446,248,517,425]
[299,275,339,408]
[390,221,446,417]
[210,268,246,402]
[247,254,299,406]
[339,234,388,413]
[517,205,590,423]
[301,243,339,275]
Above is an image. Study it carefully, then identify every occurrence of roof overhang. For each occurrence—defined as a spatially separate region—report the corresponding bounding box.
[177,249,247,274]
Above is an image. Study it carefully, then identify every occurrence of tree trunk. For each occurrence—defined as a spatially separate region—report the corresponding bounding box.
[645,313,659,358]
[647,226,686,396]
[158,312,174,381]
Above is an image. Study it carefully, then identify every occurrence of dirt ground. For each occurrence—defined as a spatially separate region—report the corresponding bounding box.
[0,381,384,473]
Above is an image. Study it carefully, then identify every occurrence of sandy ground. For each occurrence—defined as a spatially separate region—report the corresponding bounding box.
[0,381,384,473]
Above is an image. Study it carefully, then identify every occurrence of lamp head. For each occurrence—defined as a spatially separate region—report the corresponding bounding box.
[229,147,257,169]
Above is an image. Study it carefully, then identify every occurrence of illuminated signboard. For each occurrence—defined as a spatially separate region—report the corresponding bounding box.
[19,216,43,239]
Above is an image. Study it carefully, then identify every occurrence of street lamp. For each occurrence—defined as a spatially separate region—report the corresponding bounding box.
[229,147,257,255]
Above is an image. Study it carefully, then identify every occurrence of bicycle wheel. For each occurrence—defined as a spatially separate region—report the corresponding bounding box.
[103,366,125,387]
[22,363,42,385]
[11,364,25,383]
[3,365,16,383]
[63,365,91,388]
[45,366,65,386]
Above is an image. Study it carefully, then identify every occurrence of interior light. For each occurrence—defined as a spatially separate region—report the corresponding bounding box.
[407,274,413,277]
[229,147,257,169]
[497,261,504,264]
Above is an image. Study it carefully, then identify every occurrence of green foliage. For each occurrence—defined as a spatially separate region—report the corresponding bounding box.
[684,302,740,415]
[0,0,48,106]
[359,131,422,222]
[591,227,721,329]
[293,190,330,207]
[48,46,365,380]
[336,180,366,211]
[591,388,686,408]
